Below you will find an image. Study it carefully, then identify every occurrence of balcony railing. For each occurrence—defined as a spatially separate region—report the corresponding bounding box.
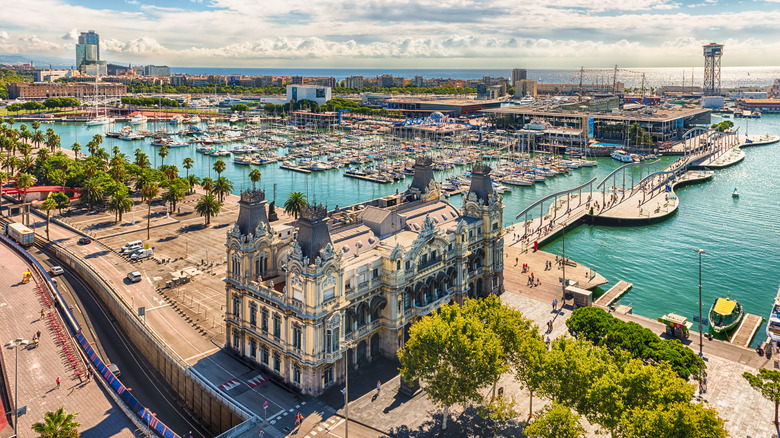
[418,256,442,272]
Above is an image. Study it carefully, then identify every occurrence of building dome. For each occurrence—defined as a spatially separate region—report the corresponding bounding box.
[429,112,445,121]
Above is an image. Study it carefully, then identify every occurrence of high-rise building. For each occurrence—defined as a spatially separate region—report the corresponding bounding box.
[512,68,527,87]
[76,30,106,75]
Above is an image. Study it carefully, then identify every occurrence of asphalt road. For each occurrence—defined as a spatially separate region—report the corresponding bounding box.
[30,241,213,438]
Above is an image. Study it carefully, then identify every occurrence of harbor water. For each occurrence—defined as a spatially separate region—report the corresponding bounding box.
[32,115,780,345]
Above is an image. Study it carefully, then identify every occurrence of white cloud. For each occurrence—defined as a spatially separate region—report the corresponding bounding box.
[0,31,9,40]
[61,28,78,40]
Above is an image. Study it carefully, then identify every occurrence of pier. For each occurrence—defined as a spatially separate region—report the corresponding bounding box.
[594,280,633,307]
[730,314,765,347]
[279,163,312,174]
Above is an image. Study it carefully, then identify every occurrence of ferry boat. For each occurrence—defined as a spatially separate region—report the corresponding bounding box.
[708,295,744,333]
[766,285,780,342]
[610,150,633,163]
[732,188,740,198]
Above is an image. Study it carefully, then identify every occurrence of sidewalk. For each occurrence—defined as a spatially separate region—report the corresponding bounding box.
[0,243,136,437]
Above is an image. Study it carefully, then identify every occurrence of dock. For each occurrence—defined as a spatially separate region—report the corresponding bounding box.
[730,313,765,347]
[279,164,311,174]
[343,173,394,184]
[594,280,633,307]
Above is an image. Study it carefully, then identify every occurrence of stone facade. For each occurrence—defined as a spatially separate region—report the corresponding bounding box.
[224,160,504,395]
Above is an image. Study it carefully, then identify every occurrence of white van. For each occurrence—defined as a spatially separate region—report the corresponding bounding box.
[121,241,143,254]
[127,271,142,283]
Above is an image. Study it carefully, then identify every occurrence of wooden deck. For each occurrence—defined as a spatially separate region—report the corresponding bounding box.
[594,280,633,307]
[730,313,765,347]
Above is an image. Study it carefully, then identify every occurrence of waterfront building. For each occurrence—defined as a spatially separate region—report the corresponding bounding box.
[144,65,171,77]
[512,68,527,87]
[735,98,780,113]
[224,158,505,395]
[33,69,75,82]
[386,97,502,117]
[515,79,537,98]
[7,81,126,100]
[286,84,332,105]
[483,104,711,144]
[76,30,106,76]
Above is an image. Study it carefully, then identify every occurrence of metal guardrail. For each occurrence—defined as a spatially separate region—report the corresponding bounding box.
[595,159,661,190]
[515,177,597,220]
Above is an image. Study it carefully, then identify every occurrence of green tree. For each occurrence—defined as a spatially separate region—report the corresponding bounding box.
[213,176,233,202]
[744,368,780,425]
[16,172,35,224]
[283,191,307,219]
[158,145,169,167]
[41,195,57,240]
[213,159,226,177]
[186,174,201,194]
[249,168,262,190]
[195,193,221,226]
[30,406,80,438]
[50,191,70,215]
[141,181,159,239]
[622,401,727,438]
[162,178,188,213]
[398,301,506,430]
[182,156,194,178]
[524,402,585,438]
[200,176,215,194]
[231,103,249,112]
[71,142,81,160]
[107,186,134,223]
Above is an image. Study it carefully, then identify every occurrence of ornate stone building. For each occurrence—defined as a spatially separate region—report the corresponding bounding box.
[224,158,504,395]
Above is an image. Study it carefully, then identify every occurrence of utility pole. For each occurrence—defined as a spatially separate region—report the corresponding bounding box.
[693,248,706,397]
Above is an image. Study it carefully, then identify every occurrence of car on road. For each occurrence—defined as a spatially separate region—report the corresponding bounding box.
[106,363,121,377]
[127,271,142,283]
[49,266,64,276]
[78,237,92,245]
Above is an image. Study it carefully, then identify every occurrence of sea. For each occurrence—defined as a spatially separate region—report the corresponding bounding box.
[171,66,780,90]
[35,111,780,346]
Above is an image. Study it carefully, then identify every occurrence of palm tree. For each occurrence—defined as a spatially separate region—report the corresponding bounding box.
[162,179,186,213]
[141,181,159,239]
[71,142,81,160]
[158,145,169,167]
[201,176,215,194]
[213,159,226,177]
[32,129,44,148]
[195,193,221,226]
[213,176,233,202]
[16,173,34,225]
[182,157,194,178]
[249,169,262,190]
[92,133,103,149]
[51,191,70,216]
[0,171,7,216]
[283,191,307,219]
[31,406,81,438]
[41,195,57,240]
[186,174,201,194]
[108,189,134,223]
[82,177,105,211]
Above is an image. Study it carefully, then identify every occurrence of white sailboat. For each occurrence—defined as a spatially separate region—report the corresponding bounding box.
[86,78,115,126]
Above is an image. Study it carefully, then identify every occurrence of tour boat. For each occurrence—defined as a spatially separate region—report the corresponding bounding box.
[732,188,740,198]
[610,150,634,163]
[766,286,780,343]
[708,295,744,333]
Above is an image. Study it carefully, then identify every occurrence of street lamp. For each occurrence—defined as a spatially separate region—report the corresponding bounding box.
[693,248,706,397]
[6,338,29,438]
[339,338,354,438]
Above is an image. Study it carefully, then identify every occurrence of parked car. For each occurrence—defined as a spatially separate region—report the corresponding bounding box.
[131,248,153,260]
[78,237,92,245]
[49,266,64,276]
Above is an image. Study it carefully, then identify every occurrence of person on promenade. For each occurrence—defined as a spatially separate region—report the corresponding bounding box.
[56,376,61,389]
[41,308,45,319]
[377,380,381,395]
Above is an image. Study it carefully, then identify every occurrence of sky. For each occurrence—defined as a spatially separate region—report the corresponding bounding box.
[1,0,780,68]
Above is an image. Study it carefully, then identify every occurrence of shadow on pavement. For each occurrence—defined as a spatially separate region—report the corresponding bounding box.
[390,405,526,438]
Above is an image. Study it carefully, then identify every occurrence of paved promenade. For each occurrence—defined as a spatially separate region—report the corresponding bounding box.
[0,243,136,437]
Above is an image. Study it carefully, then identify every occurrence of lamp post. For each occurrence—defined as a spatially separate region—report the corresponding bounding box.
[561,222,567,300]
[693,248,706,396]
[339,338,354,438]
[6,338,29,438]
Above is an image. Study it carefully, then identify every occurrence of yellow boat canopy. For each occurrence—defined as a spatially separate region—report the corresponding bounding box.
[714,298,737,316]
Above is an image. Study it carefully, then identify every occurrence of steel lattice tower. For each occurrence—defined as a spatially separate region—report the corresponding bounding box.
[703,43,723,96]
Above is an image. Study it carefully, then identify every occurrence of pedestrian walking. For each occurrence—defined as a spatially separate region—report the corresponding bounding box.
[295,412,302,427]
[56,376,61,389]
[41,308,45,319]
[259,431,264,438]
[377,380,381,395]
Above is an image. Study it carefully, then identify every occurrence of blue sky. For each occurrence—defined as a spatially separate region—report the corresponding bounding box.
[1,0,779,68]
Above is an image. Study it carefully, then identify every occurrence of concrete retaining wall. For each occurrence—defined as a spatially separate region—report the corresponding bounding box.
[47,242,256,436]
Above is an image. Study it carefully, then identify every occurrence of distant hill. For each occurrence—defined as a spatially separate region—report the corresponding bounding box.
[0,54,73,68]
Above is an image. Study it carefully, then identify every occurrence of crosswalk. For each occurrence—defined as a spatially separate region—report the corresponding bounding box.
[217,378,241,391]
[216,373,269,391]
[247,374,269,388]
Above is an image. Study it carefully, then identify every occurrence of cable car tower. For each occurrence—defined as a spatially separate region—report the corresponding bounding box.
[703,43,723,96]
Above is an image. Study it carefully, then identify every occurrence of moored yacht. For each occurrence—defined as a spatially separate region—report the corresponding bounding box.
[610,149,633,163]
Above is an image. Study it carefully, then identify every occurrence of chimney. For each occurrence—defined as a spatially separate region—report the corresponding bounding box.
[467,164,494,205]
[296,204,332,260]
[235,189,270,235]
